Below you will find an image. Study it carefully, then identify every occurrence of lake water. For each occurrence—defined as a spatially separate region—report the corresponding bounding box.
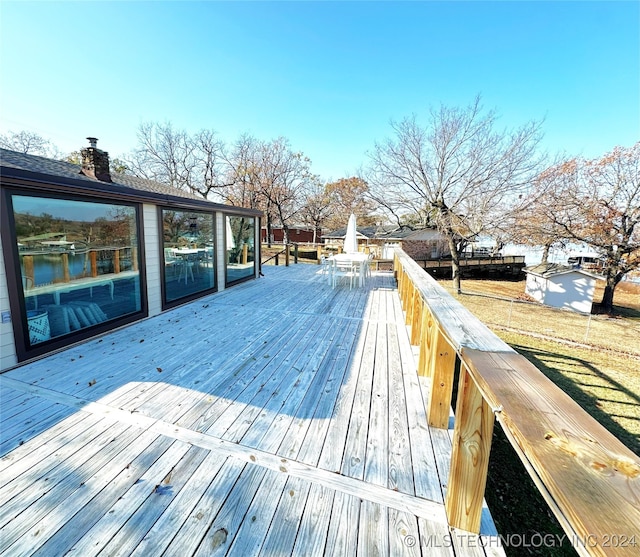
[22,253,104,286]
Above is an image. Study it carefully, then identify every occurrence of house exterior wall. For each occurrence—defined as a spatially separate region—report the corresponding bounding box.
[216,213,226,291]
[1,147,262,372]
[143,204,162,317]
[402,239,450,261]
[0,203,196,373]
[0,236,17,370]
[1,194,260,373]
[261,227,319,244]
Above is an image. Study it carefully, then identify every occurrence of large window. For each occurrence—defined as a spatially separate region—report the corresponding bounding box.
[162,209,215,303]
[226,215,255,284]
[12,194,142,347]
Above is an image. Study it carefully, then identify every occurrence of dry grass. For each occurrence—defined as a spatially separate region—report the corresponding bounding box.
[441,278,640,356]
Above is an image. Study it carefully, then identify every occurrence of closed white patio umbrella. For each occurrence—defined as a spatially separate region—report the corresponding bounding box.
[344,214,358,254]
[226,217,235,250]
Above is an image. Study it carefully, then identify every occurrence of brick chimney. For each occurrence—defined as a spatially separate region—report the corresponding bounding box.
[80,137,112,182]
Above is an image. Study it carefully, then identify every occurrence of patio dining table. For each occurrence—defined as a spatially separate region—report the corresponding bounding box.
[327,252,370,288]
[172,248,205,284]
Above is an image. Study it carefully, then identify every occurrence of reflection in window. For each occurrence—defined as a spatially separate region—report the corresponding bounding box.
[226,215,255,284]
[162,209,215,303]
[12,195,142,347]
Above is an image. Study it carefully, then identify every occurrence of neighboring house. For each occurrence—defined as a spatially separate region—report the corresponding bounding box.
[323,226,375,252]
[400,228,451,261]
[323,225,450,259]
[524,263,599,314]
[0,139,262,371]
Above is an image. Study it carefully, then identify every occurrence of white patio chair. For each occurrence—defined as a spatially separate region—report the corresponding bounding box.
[177,254,197,284]
[331,258,357,289]
[320,254,331,276]
[364,253,374,280]
[164,248,179,277]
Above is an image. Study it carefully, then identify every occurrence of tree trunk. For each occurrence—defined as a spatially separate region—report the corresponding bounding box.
[599,270,622,314]
[541,243,551,266]
[266,216,273,248]
[599,247,625,314]
[447,235,462,294]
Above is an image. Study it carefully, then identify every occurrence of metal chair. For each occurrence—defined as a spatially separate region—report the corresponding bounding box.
[177,254,197,284]
[330,258,357,289]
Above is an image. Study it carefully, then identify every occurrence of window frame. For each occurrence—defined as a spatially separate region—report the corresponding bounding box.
[1,186,148,363]
[224,214,257,287]
[158,206,218,310]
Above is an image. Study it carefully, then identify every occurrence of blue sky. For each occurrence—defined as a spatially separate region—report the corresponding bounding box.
[1,1,638,181]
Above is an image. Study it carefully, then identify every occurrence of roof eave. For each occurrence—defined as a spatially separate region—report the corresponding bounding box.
[0,166,263,217]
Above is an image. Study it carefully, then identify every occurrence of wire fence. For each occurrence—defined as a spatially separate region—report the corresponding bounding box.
[458,290,640,357]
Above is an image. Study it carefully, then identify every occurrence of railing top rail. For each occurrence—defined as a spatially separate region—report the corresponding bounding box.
[261,246,287,265]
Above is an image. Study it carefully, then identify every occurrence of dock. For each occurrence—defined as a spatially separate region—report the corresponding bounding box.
[0,264,503,557]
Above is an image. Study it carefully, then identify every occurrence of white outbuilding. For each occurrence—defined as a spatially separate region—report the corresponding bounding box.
[524,264,600,314]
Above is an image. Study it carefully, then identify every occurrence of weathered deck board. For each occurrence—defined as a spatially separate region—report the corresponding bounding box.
[130,456,245,557]
[0,264,503,557]
[30,435,181,557]
[290,483,334,556]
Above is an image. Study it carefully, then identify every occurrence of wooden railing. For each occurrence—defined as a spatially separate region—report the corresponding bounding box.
[262,243,325,266]
[21,246,138,288]
[394,249,640,557]
[262,243,385,267]
[261,246,289,266]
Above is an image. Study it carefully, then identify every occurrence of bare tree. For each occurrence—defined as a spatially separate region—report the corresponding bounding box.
[255,138,313,245]
[223,133,263,209]
[299,178,332,243]
[507,160,573,265]
[223,135,315,244]
[366,96,544,292]
[0,130,62,158]
[125,122,230,199]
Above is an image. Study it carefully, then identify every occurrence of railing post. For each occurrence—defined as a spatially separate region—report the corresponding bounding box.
[417,306,435,377]
[62,253,70,282]
[275,253,279,266]
[285,244,290,266]
[23,255,34,286]
[294,243,299,264]
[427,329,457,427]
[90,251,97,277]
[410,292,423,346]
[317,246,322,264]
[445,364,494,533]
[405,281,414,325]
[402,273,413,319]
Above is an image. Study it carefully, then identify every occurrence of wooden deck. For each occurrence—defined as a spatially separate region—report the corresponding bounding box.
[0,264,504,557]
